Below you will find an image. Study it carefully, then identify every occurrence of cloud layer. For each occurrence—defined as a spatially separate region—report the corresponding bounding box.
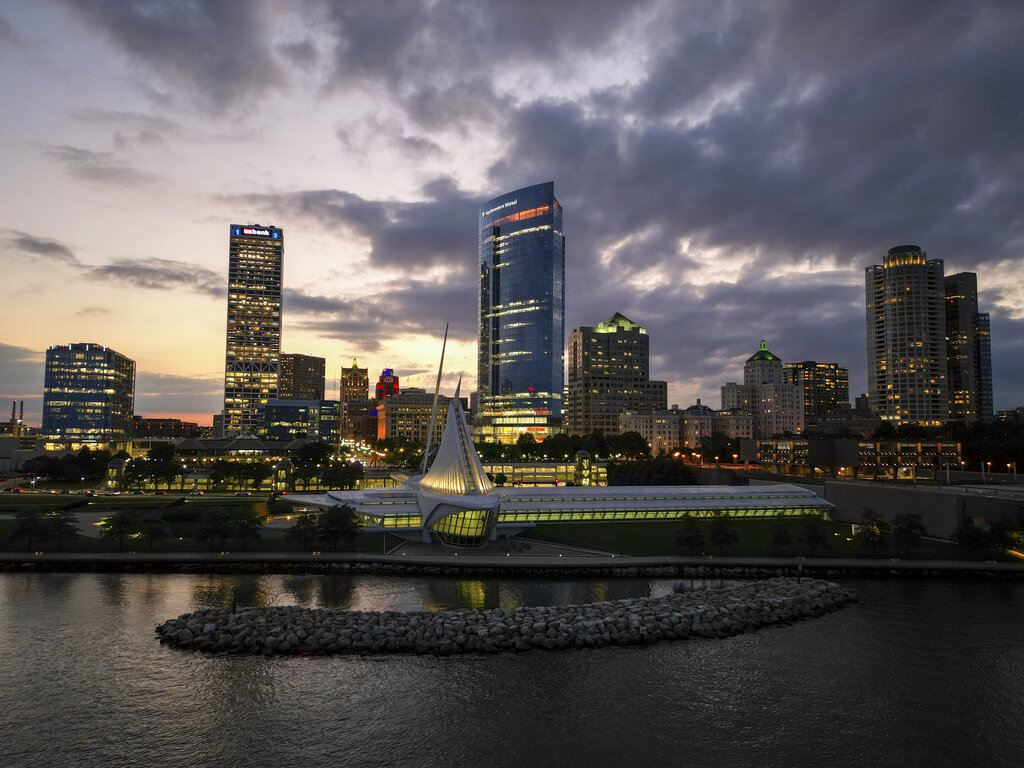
[2,0,1022,418]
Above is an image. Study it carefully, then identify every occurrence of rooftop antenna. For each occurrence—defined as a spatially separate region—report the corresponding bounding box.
[420,322,449,474]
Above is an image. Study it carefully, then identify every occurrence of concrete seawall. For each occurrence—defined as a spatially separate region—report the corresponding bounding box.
[156,577,857,656]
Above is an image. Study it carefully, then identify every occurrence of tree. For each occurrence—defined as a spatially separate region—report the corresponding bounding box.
[136,511,172,552]
[675,514,705,555]
[516,433,538,460]
[10,510,49,551]
[707,511,739,553]
[226,508,264,551]
[891,513,927,558]
[798,513,828,555]
[46,509,81,552]
[100,511,142,552]
[493,473,508,487]
[983,516,1015,558]
[317,504,362,551]
[951,516,983,559]
[854,509,888,558]
[288,512,318,550]
[770,513,792,554]
[249,463,273,491]
[196,509,230,550]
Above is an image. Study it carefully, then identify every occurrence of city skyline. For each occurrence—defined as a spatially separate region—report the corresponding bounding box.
[3,2,1024,426]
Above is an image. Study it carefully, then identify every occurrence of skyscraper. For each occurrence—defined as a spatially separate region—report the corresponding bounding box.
[476,181,565,442]
[945,272,994,423]
[721,341,804,437]
[376,368,400,401]
[340,359,369,403]
[566,312,667,435]
[278,353,326,400]
[223,224,283,435]
[782,361,850,426]
[865,245,947,426]
[42,343,135,442]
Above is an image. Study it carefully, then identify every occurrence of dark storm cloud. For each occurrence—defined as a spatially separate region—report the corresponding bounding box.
[0,343,43,398]
[85,259,222,297]
[229,176,477,272]
[42,144,163,187]
[5,229,224,299]
[5,230,78,265]
[0,13,22,46]
[277,38,319,70]
[134,371,222,417]
[288,278,475,352]
[54,0,284,110]
[335,118,444,159]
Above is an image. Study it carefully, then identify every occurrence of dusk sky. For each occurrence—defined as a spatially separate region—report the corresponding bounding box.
[2,0,1023,427]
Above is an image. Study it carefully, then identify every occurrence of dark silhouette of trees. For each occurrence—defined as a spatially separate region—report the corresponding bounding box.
[983,516,1015,558]
[226,508,264,551]
[136,511,172,551]
[675,514,705,555]
[798,513,828,555]
[47,509,81,552]
[770,513,792,554]
[891,513,926,558]
[287,512,318,550]
[100,510,142,552]
[951,516,983,559]
[707,511,739,553]
[317,504,362,551]
[854,508,888,558]
[607,457,694,486]
[196,509,230,550]
[10,510,48,551]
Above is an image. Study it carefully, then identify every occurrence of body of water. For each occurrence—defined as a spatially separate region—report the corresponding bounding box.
[2,572,1022,767]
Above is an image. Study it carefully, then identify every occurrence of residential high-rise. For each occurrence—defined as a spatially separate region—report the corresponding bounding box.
[340,359,369,402]
[278,353,325,400]
[782,361,850,426]
[721,341,804,437]
[223,224,283,435]
[945,272,994,423]
[476,181,565,442]
[376,368,400,401]
[566,312,667,435]
[865,245,947,425]
[42,343,135,442]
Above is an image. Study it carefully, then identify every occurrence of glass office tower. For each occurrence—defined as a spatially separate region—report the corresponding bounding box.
[476,182,565,442]
[945,272,994,423]
[224,224,283,435]
[42,343,135,442]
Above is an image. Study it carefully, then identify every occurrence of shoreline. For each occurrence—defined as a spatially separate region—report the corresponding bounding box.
[3,551,1023,579]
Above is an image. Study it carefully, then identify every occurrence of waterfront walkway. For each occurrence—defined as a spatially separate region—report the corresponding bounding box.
[2,548,1022,577]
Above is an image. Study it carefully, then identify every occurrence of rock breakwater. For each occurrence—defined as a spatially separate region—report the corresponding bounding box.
[156,577,856,656]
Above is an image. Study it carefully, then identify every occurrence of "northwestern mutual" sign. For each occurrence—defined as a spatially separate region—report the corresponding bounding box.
[481,199,518,218]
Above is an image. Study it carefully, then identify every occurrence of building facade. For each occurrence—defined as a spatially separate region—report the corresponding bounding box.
[278,353,326,400]
[42,343,135,442]
[224,224,283,435]
[945,272,993,423]
[375,368,400,402]
[376,391,461,444]
[259,399,340,442]
[721,341,804,437]
[566,312,667,436]
[340,359,369,403]
[782,361,850,426]
[476,182,565,442]
[865,245,947,426]
[132,417,201,438]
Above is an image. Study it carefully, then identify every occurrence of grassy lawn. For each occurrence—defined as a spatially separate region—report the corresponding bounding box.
[529,518,965,560]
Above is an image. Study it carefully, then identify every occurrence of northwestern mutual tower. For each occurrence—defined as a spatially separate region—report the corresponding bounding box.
[476,182,565,442]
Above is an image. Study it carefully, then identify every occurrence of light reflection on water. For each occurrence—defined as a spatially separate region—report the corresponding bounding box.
[2,573,1023,768]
